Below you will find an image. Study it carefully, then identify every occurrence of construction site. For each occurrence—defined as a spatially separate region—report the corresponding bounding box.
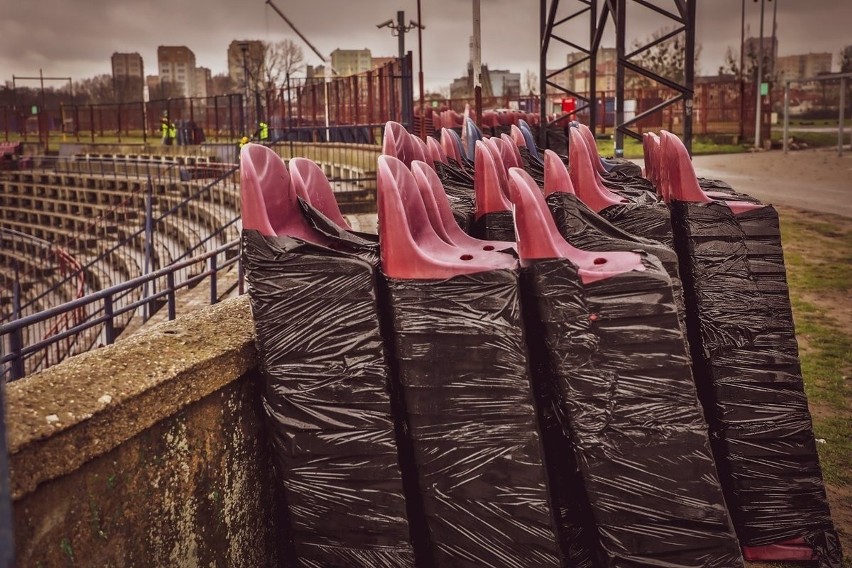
[0,1,850,567]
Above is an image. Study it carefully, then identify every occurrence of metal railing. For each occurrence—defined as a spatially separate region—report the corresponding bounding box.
[1,239,241,382]
[1,158,240,324]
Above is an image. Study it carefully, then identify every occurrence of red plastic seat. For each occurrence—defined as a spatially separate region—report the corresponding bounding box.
[239,144,332,245]
[411,160,508,250]
[642,133,661,187]
[383,121,415,166]
[441,127,464,167]
[427,136,448,165]
[568,128,626,212]
[507,167,644,284]
[378,155,516,279]
[575,123,608,175]
[543,149,576,197]
[741,537,816,562]
[474,140,512,219]
[661,131,764,215]
[500,134,524,168]
[510,125,527,150]
[288,158,352,230]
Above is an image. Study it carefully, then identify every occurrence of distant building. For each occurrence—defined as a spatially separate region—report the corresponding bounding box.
[227,40,265,89]
[776,53,833,82]
[488,69,521,98]
[548,48,618,96]
[329,48,372,76]
[194,67,212,99]
[157,46,197,98]
[111,52,144,79]
[111,52,145,102]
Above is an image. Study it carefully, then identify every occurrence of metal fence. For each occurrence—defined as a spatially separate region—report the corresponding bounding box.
[1,56,414,146]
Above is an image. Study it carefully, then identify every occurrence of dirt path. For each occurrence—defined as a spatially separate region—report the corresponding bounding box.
[691,149,852,218]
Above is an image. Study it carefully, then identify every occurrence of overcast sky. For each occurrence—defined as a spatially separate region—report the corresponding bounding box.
[1,0,849,91]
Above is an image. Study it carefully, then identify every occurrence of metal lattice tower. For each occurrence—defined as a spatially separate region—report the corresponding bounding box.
[540,0,696,154]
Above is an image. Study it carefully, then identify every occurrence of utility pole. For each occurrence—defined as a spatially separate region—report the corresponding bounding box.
[754,0,767,149]
[377,12,421,129]
[472,0,482,128]
[417,0,425,138]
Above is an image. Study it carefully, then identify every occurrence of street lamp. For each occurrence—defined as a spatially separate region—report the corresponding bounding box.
[377,12,423,130]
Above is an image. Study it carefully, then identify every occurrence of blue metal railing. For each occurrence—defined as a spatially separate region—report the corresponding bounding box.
[1,239,241,382]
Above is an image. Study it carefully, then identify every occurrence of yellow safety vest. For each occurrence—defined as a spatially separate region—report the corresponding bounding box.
[259,122,269,140]
[168,124,177,138]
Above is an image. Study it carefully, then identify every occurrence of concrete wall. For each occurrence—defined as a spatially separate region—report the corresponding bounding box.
[6,297,289,567]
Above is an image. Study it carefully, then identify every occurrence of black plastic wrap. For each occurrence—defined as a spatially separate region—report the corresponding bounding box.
[545,192,690,355]
[384,270,564,568]
[601,169,658,198]
[598,197,675,249]
[242,224,418,567]
[470,210,516,242]
[435,160,476,232]
[602,157,642,177]
[669,200,842,566]
[697,177,763,203]
[520,256,744,568]
[519,146,546,186]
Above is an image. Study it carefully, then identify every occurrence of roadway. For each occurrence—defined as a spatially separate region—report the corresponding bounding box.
[689,148,852,218]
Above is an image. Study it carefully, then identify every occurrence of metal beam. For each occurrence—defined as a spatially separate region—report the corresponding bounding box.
[540,0,598,147]
[609,0,696,155]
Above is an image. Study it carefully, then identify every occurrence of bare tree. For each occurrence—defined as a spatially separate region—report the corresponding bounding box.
[522,69,538,96]
[262,39,306,88]
[631,27,702,87]
[718,46,740,77]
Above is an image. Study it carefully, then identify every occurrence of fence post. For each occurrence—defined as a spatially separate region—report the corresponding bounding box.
[0,375,16,568]
[141,101,147,145]
[103,295,116,344]
[143,178,155,321]
[8,281,25,381]
[167,271,176,320]
[89,105,95,143]
[209,254,218,305]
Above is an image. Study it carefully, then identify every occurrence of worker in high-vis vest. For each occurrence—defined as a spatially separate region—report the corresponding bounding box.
[259,121,269,142]
[168,122,177,145]
[161,117,170,145]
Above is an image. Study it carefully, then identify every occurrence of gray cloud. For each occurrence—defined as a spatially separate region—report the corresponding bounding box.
[2,0,849,92]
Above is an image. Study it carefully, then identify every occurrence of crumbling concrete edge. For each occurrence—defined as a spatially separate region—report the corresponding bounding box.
[5,295,257,499]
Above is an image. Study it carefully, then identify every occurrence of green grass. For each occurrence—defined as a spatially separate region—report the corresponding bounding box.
[779,211,852,487]
[594,136,748,159]
[772,129,843,148]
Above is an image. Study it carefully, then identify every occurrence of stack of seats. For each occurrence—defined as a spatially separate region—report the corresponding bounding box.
[240,119,842,567]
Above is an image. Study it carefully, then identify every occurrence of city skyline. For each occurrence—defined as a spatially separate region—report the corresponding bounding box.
[2,0,850,92]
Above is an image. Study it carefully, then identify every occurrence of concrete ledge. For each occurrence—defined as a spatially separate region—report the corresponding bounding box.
[6,295,256,499]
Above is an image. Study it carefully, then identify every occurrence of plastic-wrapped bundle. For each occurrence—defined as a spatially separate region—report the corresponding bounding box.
[669,201,841,564]
[379,156,563,567]
[661,132,841,566]
[240,145,417,567]
[509,167,744,568]
[541,150,690,354]
[386,272,563,567]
